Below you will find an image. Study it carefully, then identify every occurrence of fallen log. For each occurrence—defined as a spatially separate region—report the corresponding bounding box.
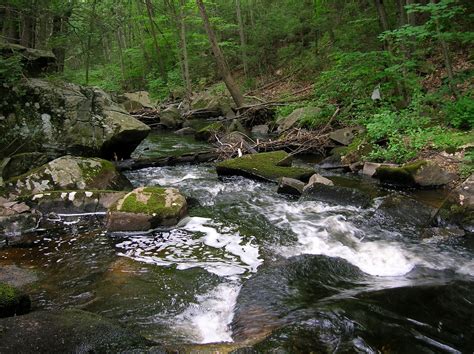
[115,150,218,171]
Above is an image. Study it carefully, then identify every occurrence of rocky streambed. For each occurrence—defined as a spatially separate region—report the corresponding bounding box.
[0,131,473,353]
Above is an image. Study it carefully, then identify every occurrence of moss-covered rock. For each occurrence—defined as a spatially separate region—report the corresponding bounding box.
[216,151,314,182]
[0,309,153,352]
[0,78,150,159]
[0,282,31,318]
[106,187,188,231]
[195,122,225,141]
[3,156,132,198]
[374,160,456,187]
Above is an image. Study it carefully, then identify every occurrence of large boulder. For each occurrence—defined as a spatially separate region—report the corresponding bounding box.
[374,160,456,188]
[0,43,56,77]
[277,107,320,133]
[119,91,155,111]
[2,156,132,198]
[0,78,150,159]
[159,106,183,129]
[190,90,234,116]
[0,309,152,352]
[0,282,31,318]
[216,151,314,182]
[106,187,188,232]
[436,175,474,233]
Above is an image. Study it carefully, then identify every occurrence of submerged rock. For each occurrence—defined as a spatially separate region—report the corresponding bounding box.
[277,177,306,196]
[0,309,152,352]
[302,182,372,208]
[174,127,196,136]
[106,187,188,231]
[0,282,31,318]
[2,156,131,197]
[216,151,314,182]
[374,160,456,187]
[372,194,436,230]
[0,78,150,159]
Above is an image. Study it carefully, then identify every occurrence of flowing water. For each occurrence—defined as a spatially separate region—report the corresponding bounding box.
[1,132,473,352]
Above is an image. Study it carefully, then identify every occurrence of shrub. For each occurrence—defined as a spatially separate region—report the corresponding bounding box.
[444,96,474,130]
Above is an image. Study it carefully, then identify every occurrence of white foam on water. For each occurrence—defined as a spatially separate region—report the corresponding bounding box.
[172,282,241,343]
[263,201,419,277]
[116,217,262,277]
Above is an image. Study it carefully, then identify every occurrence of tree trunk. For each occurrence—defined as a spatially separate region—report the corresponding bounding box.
[116,29,126,83]
[85,0,98,85]
[374,0,390,33]
[396,0,407,27]
[406,0,416,25]
[196,0,245,108]
[145,0,167,83]
[52,5,73,72]
[431,0,456,97]
[236,0,248,77]
[2,6,19,43]
[179,0,192,96]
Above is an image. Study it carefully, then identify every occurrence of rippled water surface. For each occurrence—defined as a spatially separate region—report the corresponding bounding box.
[2,133,474,352]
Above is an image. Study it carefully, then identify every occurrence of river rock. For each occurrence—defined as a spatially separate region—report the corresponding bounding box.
[436,174,474,233]
[0,42,56,76]
[1,152,51,180]
[0,78,150,159]
[372,194,436,231]
[374,160,456,187]
[216,151,314,182]
[362,162,399,177]
[174,127,196,136]
[25,190,127,214]
[251,124,269,137]
[277,177,306,196]
[160,106,183,129]
[2,156,132,197]
[0,282,31,318]
[329,126,365,146]
[277,107,320,133]
[119,91,155,111]
[106,187,188,232]
[301,182,372,208]
[0,265,39,288]
[0,309,152,352]
[303,173,334,191]
[190,90,233,116]
[195,122,225,141]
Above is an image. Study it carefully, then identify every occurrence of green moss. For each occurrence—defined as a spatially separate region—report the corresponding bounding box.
[375,160,427,184]
[0,281,31,318]
[115,187,183,217]
[216,151,314,182]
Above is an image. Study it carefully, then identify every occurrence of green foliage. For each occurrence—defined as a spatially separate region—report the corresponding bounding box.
[460,149,474,178]
[300,103,337,129]
[444,96,474,130]
[0,54,23,85]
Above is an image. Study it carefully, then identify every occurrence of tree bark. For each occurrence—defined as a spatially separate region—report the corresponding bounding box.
[179,0,192,96]
[236,0,248,77]
[196,0,245,108]
[406,0,416,26]
[85,0,98,85]
[374,0,390,33]
[145,0,167,83]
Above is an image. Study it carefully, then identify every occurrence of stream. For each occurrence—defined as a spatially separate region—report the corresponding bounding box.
[1,131,473,352]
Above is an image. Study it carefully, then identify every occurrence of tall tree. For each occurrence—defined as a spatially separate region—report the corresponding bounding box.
[196,0,245,107]
[235,0,248,77]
